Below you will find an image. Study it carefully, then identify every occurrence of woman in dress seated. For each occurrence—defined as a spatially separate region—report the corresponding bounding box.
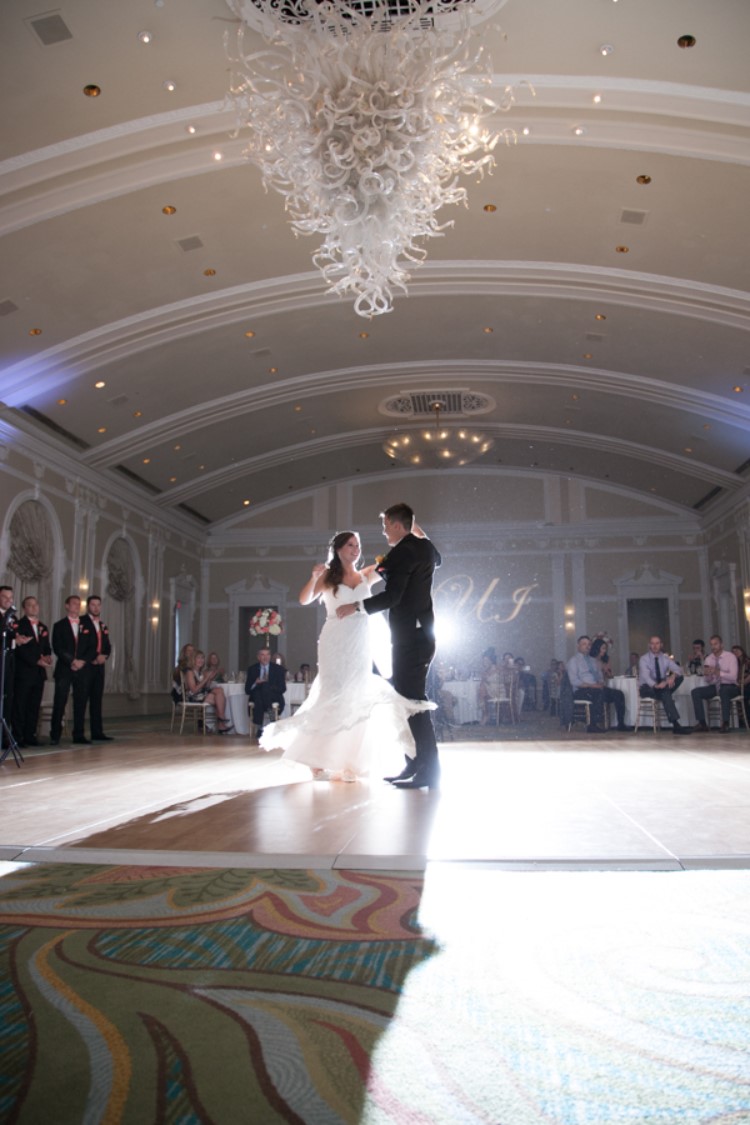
[260,530,433,780]
[731,645,750,713]
[205,651,226,684]
[590,637,613,680]
[183,649,233,733]
[477,648,502,725]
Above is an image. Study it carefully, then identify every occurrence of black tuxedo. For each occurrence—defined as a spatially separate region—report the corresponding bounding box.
[80,614,111,738]
[364,533,442,778]
[51,616,98,742]
[12,616,51,744]
[245,661,286,730]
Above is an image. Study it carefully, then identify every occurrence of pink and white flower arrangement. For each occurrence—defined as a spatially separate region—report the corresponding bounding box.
[249,608,283,637]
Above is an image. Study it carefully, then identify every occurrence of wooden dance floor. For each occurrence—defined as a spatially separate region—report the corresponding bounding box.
[2,725,750,871]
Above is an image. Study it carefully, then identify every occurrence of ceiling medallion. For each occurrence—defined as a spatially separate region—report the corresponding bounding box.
[226,0,527,317]
[383,400,493,467]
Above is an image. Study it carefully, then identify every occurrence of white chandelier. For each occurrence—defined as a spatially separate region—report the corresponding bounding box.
[383,400,494,466]
[226,0,520,317]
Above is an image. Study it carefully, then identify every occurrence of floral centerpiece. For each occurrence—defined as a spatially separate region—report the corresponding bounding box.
[249,608,283,637]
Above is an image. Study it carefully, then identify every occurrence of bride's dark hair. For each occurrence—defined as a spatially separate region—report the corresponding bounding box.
[324,530,360,594]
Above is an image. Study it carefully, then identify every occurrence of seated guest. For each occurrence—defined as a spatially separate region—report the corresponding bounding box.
[296,662,312,683]
[566,635,632,733]
[731,645,750,709]
[625,651,640,677]
[172,643,195,701]
[691,635,739,733]
[589,637,613,680]
[547,660,563,716]
[638,636,691,735]
[514,656,537,710]
[184,650,233,732]
[477,648,502,725]
[427,662,458,726]
[686,639,706,676]
[245,647,286,738]
[205,652,226,683]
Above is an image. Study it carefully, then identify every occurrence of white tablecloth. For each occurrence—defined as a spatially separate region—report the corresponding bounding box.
[220,681,307,736]
[610,675,706,728]
[442,680,481,725]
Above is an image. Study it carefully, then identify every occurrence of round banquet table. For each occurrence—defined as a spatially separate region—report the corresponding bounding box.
[610,674,706,728]
[219,681,307,735]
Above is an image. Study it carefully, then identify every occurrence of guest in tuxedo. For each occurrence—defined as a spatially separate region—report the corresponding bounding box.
[245,647,286,738]
[638,635,691,735]
[51,595,97,745]
[81,595,112,741]
[12,596,52,747]
[337,502,442,789]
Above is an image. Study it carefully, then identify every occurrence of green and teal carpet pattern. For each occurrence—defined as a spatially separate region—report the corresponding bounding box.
[1,862,749,1123]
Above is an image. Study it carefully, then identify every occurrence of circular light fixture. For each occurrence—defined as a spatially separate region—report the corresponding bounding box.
[143,458,151,464]
[733,386,744,393]
[599,43,614,56]
[97,427,107,434]
[483,203,497,212]
[94,380,105,388]
[137,30,153,44]
[269,367,278,373]
[212,151,223,162]
[593,94,602,104]
[615,245,629,253]
[636,174,652,185]
[186,124,197,135]
[133,410,142,418]
[383,401,494,468]
[483,326,493,334]
[572,125,586,136]
[58,399,67,405]
[203,268,216,276]
[244,330,255,338]
[163,79,177,92]
[243,499,251,507]
[582,353,593,359]
[359,332,369,338]
[169,476,177,483]
[677,34,696,48]
[83,84,101,97]
[29,327,42,336]
[595,313,607,320]
[162,205,177,215]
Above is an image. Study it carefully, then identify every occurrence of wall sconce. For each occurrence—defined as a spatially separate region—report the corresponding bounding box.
[744,590,750,623]
[79,578,89,594]
[564,620,575,631]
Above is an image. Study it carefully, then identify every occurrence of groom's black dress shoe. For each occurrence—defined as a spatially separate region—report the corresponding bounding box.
[393,772,440,791]
[384,756,417,783]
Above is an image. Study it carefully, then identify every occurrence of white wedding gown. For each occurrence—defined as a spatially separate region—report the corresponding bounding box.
[260,579,433,778]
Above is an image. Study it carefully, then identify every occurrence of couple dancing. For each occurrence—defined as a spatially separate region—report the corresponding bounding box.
[260,503,441,789]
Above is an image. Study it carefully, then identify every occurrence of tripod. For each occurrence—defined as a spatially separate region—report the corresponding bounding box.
[0,619,23,768]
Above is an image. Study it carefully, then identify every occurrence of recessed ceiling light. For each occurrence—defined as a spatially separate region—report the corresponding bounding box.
[733,385,744,393]
[595,313,607,320]
[57,399,67,405]
[203,268,216,276]
[294,405,302,412]
[582,353,593,360]
[521,127,531,137]
[173,444,181,451]
[137,30,153,44]
[483,203,497,212]
[599,43,614,56]
[143,458,151,464]
[169,476,177,483]
[269,367,278,374]
[636,174,652,185]
[483,326,493,334]
[213,151,223,162]
[243,499,251,507]
[29,327,42,336]
[677,34,696,48]
[97,427,107,434]
[593,94,602,104]
[684,447,693,454]
[244,330,255,338]
[615,245,629,253]
[703,423,711,429]
[133,410,142,418]
[572,125,586,136]
[95,380,105,388]
[163,79,177,92]
[83,84,101,97]
[359,332,369,338]
[571,394,579,401]
[199,464,205,470]
[162,205,176,215]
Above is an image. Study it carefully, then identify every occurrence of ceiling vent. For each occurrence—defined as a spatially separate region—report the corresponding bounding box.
[0,299,19,317]
[620,209,648,225]
[381,389,495,418]
[108,394,129,408]
[177,235,204,252]
[585,332,605,342]
[27,12,73,46]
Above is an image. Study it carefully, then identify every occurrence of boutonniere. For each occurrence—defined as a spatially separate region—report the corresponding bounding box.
[41,629,48,638]
[101,625,109,633]
[80,627,89,634]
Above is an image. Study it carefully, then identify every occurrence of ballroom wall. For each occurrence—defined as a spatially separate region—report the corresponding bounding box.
[2,422,749,717]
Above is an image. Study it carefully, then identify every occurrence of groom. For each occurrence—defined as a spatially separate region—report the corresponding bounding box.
[337,502,441,789]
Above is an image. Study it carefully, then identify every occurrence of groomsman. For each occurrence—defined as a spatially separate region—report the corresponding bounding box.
[51,595,97,745]
[12,596,52,747]
[81,595,113,741]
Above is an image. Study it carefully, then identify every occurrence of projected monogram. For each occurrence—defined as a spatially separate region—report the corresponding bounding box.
[435,576,538,623]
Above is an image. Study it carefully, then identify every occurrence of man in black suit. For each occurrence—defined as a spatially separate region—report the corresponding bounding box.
[81,594,113,741]
[51,595,97,745]
[337,502,442,789]
[12,595,52,747]
[1,584,28,750]
[245,647,286,738]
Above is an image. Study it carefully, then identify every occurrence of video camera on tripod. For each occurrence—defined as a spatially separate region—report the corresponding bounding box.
[0,601,22,766]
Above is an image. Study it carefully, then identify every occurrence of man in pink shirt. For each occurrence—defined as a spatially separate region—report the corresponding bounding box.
[691,634,739,733]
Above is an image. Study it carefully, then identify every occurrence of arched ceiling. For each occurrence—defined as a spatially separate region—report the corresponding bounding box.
[1,0,749,531]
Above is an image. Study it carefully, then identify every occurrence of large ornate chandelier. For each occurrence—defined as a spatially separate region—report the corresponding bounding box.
[226,0,518,317]
[383,400,494,466]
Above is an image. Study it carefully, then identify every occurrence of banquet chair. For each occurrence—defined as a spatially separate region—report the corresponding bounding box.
[488,668,520,725]
[568,698,592,731]
[173,673,216,735]
[707,692,747,732]
[635,696,665,733]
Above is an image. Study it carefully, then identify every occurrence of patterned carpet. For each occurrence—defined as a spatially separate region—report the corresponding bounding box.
[1,863,749,1124]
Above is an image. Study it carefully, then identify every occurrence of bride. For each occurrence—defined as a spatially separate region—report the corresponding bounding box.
[260,530,432,780]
